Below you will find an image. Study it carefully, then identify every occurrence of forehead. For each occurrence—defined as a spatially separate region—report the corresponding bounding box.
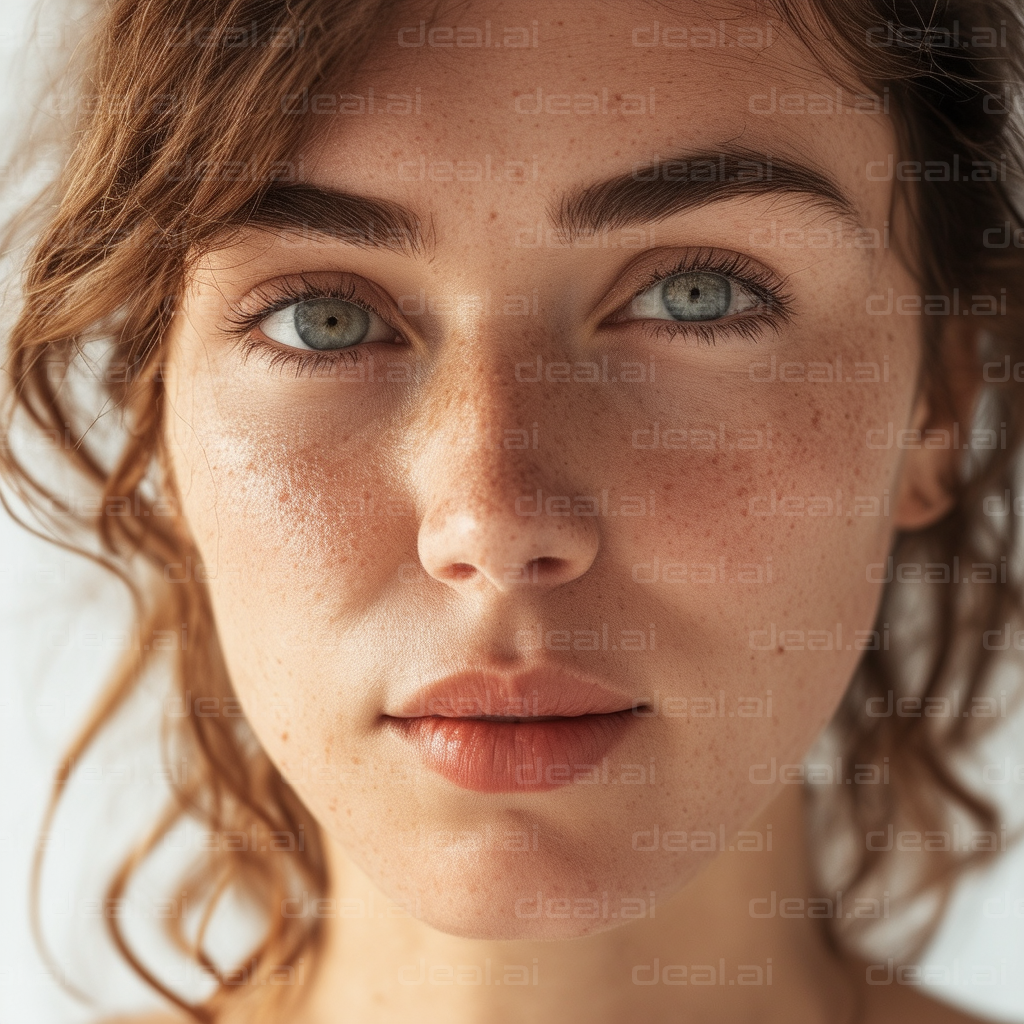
[301,0,894,227]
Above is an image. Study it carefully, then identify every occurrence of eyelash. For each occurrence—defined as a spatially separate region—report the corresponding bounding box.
[620,248,793,346]
[223,276,389,377]
[224,252,793,376]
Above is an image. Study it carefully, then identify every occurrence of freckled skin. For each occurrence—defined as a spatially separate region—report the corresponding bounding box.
[158,2,974,1021]
[165,0,920,938]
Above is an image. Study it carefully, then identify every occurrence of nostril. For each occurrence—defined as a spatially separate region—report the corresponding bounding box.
[418,506,598,591]
[528,556,563,577]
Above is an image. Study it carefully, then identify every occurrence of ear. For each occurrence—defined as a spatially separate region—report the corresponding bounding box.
[890,392,957,530]
[891,322,978,531]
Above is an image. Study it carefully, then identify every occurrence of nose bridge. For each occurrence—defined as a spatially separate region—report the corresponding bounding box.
[416,321,547,517]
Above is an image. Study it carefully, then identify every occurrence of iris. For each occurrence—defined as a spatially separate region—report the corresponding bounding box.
[662,273,731,321]
[293,298,370,349]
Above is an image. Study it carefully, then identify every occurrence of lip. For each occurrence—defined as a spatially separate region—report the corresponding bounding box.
[384,668,641,793]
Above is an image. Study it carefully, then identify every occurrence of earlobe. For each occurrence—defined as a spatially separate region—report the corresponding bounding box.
[892,320,982,531]
[890,392,957,531]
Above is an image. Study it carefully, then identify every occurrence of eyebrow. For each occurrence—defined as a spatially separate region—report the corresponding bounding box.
[238,148,860,252]
[236,182,428,254]
[554,150,861,241]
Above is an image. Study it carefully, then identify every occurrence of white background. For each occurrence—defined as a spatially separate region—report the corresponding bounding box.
[2,0,1024,1021]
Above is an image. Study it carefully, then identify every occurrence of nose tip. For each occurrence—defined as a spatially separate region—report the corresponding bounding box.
[418,504,598,593]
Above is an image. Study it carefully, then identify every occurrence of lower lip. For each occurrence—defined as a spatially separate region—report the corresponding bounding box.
[388,712,635,793]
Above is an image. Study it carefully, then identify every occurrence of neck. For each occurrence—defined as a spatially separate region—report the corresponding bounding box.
[291,786,854,1024]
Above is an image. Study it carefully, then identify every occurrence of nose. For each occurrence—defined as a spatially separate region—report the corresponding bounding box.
[412,352,599,594]
[418,496,598,592]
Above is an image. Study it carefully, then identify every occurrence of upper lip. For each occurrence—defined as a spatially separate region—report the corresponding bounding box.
[388,667,640,719]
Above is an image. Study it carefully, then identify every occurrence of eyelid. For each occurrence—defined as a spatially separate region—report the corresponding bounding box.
[598,247,793,328]
[618,273,763,323]
[221,271,409,343]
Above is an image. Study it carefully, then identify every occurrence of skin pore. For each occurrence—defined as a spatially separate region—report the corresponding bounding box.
[155,1,981,1021]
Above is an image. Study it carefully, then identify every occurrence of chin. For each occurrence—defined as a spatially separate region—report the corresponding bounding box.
[417,904,640,942]
[351,843,693,942]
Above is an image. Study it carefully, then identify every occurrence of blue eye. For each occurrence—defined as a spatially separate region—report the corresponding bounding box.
[627,271,762,323]
[259,297,395,350]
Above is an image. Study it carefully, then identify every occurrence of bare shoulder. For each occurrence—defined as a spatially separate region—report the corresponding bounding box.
[859,975,994,1023]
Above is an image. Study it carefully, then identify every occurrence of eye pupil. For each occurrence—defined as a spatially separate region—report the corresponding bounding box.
[293,298,370,350]
[662,272,731,321]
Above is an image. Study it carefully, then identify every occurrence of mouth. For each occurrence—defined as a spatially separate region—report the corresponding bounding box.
[383,668,643,793]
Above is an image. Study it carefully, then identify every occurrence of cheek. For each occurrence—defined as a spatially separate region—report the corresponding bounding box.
[161,362,415,744]
[617,318,915,765]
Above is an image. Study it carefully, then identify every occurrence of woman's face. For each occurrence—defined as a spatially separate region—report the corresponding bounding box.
[164,0,926,939]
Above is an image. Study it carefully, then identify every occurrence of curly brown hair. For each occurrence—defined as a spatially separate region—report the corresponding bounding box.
[2,0,1023,1020]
